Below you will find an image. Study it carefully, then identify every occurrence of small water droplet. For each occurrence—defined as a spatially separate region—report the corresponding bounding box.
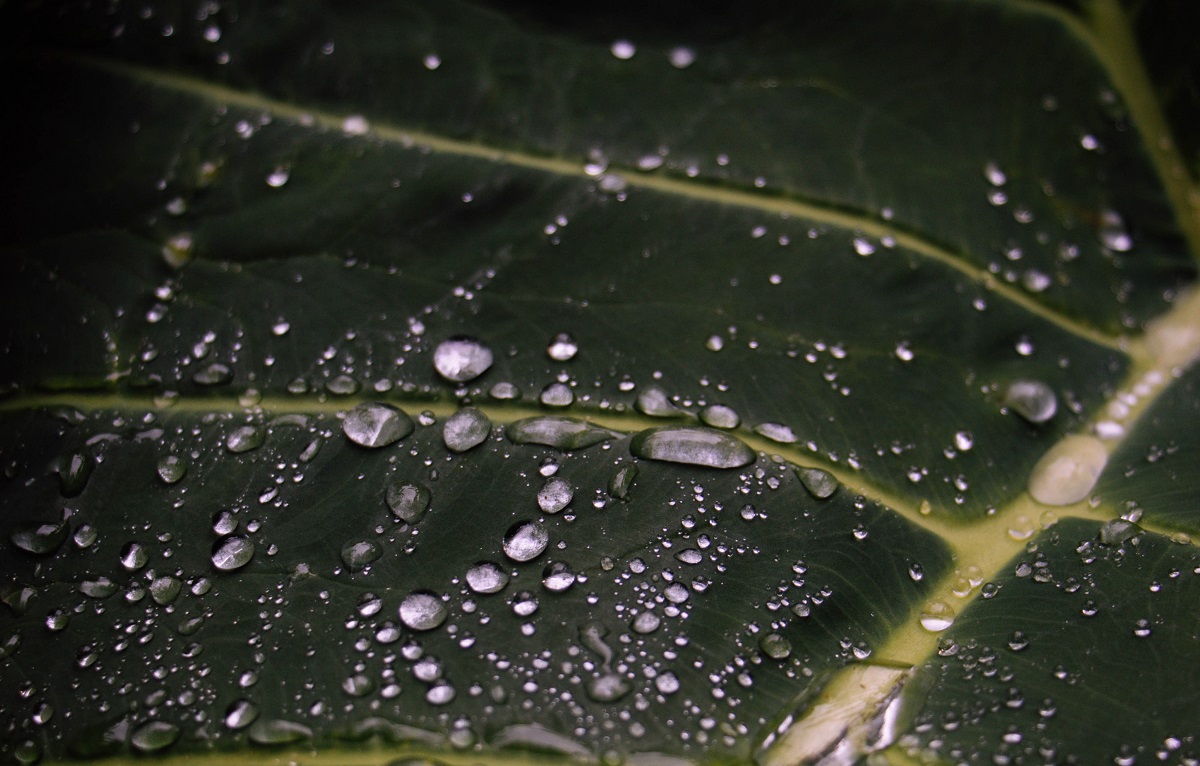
[442,407,491,452]
[511,590,540,616]
[466,561,510,594]
[1003,379,1058,424]
[635,386,681,417]
[157,455,187,484]
[610,39,636,60]
[1098,518,1142,546]
[1008,630,1030,651]
[211,535,255,571]
[149,576,181,605]
[794,466,838,499]
[631,611,661,634]
[668,46,695,69]
[55,449,94,497]
[341,540,382,571]
[546,332,578,361]
[343,402,414,448]
[630,426,755,468]
[503,521,549,562]
[265,166,290,187]
[224,699,259,730]
[386,480,431,523]
[433,337,493,383]
[120,541,149,571]
[398,590,447,631]
[539,382,574,407]
[130,721,180,753]
[699,404,740,429]
[586,672,631,702]
[607,462,638,500]
[753,422,797,443]
[537,477,574,514]
[226,425,264,454]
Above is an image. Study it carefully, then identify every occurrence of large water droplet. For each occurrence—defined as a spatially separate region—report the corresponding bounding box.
[398,590,447,631]
[466,561,510,594]
[156,455,187,484]
[700,404,740,429]
[1027,435,1107,506]
[443,407,491,452]
[635,386,681,417]
[224,699,259,730]
[433,337,493,382]
[343,402,414,448]
[226,425,265,453]
[341,540,382,570]
[537,477,574,514]
[387,480,431,523]
[130,721,180,753]
[753,422,797,443]
[211,535,255,571]
[919,600,955,632]
[247,719,311,746]
[794,465,838,499]
[1098,518,1142,546]
[1003,379,1057,423]
[120,541,149,571]
[55,449,94,497]
[502,521,549,562]
[506,417,619,450]
[630,426,755,468]
[149,576,181,605]
[11,519,68,555]
[542,561,576,592]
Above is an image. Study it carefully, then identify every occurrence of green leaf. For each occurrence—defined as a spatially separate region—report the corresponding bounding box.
[1,1,1198,764]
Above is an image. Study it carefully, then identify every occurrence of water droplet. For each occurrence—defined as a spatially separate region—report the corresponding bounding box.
[130,721,180,753]
[537,477,574,514]
[341,540,382,570]
[55,449,94,497]
[506,416,618,450]
[919,600,955,632]
[442,407,491,452]
[664,582,690,603]
[546,332,578,361]
[654,673,680,695]
[586,672,631,702]
[399,590,447,631]
[342,674,375,697]
[325,374,360,396]
[248,719,311,745]
[226,425,264,453]
[149,576,181,605]
[753,422,797,443]
[1003,379,1057,423]
[502,521,549,562]
[676,548,703,565]
[983,161,1007,186]
[425,683,456,706]
[466,561,510,594]
[608,462,638,500]
[631,611,661,634]
[635,386,681,417]
[80,577,118,599]
[488,381,521,400]
[192,362,232,385]
[610,39,636,59]
[1132,618,1152,638]
[759,633,792,659]
[343,402,414,447]
[433,337,493,383]
[11,520,68,555]
[1008,630,1030,651]
[1098,518,1142,546]
[342,115,370,136]
[894,342,914,362]
[1098,210,1132,252]
[539,382,574,407]
[853,237,876,257]
[211,535,255,571]
[954,431,974,451]
[630,426,755,468]
[542,561,576,592]
[120,541,149,571]
[265,166,290,187]
[794,466,838,499]
[700,404,740,429]
[224,699,259,730]
[668,46,695,68]
[387,480,431,523]
[1028,435,1107,506]
[511,590,539,616]
[157,455,187,484]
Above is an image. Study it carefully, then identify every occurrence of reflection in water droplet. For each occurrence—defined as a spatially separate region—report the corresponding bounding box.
[542,561,576,592]
[700,404,740,429]
[466,561,510,594]
[506,417,618,450]
[433,337,493,383]
[226,425,264,454]
[130,721,180,753]
[341,540,382,570]
[387,480,432,523]
[630,426,755,469]
[546,332,579,361]
[343,402,414,447]
[919,601,955,632]
[157,455,187,484]
[1003,379,1057,424]
[211,535,255,571]
[11,520,68,555]
[537,477,574,514]
[399,591,447,631]
[56,449,94,497]
[442,407,491,452]
[503,521,549,562]
[607,462,638,500]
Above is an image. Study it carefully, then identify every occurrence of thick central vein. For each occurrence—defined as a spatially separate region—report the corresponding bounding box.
[69,53,1123,353]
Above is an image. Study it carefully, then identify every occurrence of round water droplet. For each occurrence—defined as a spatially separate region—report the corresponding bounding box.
[1003,379,1057,423]
[442,407,491,452]
[341,540,382,570]
[794,466,838,499]
[546,332,578,361]
[386,480,431,523]
[759,633,792,659]
[343,402,414,448]
[506,417,618,450]
[466,561,510,594]
[631,611,661,634]
[537,477,574,514]
[211,535,255,571]
[954,431,974,451]
[699,404,740,429]
[150,576,181,605]
[664,582,690,603]
[398,590,447,631]
[630,426,755,469]
[542,561,576,592]
[120,541,149,571]
[1027,435,1107,506]
[919,600,955,632]
[130,721,180,753]
[325,374,360,396]
[11,520,68,555]
[157,455,187,484]
[539,382,574,407]
[488,381,521,400]
[342,674,375,697]
[224,699,259,730]
[753,422,797,443]
[1008,630,1030,651]
[654,672,680,695]
[511,590,539,616]
[433,337,493,383]
[503,520,549,562]
[55,449,94,497]
[226,425,264,453]
[426,683,456,706]
[586,672,631,702]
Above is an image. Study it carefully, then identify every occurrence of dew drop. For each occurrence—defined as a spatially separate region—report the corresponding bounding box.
[224,699,259,730]
[537,477,574,514]
[1027,435,1107,506]
[503,521,549,562]
[794,466,838,499]
[55,449,94,497]
[631,611,661,634]
[442,407,491,452]
[466,561,510,594]
[539,382,574,407]
[608,462,638,500]
[157,455,187,484]
[759,633,792,659]
[506,416,618,450]
[919,600,955,632]
[433,337,493,382]
[226,425,264,454]
[343,402,414,448]
[753,422,797,443]
[610,39,636,60]
[211,535,255,571]
[386,480,431,523]
[699,404,740,429]
[586,672,631,702]
[1003,379,1057,423]
[11,520,68,556]
[546,332,578,361]
[398,590,447,631]
[635,386,681,417]
[120,541,149,571]
[630,426,755,469]
[341,540,382,571]
[130,721,180,753]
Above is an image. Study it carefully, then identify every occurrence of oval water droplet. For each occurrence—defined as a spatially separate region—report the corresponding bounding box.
[1003,379,1057,423]
[224,699,259,730]
[386,480,431,523]
[635,386,681,417]
[156,455,187,484]
[630,426,755,468]
[546,332,578,361]
[56,449,94,497]
[541,561,576,592]
[247,719,311,746]
[631,611,661,634]
[211,535,255,571]
[502,521,549,562]
[511,590,539,616]
[699,404,740,429]
[433,337,493,382]
[607,462,638,500]
[1027,435,1107,506]
[226,425,264,454]
[506,417,619,450]
[120,541,149,571]
[130,721,180,753]
[442,407,491,452]
[11,520,68,555]
[753,422,797,443]
[150,576,182,605]
[398,590,447,631]
[466,561,510,594]
[80,577,118,599]
[586,673,631,703]
[341,540,382,570]
[794,465,838,499]
[539,382,574,407]
[759,633,792,659]
[343,402,414,448]
[537,477,574,514]
[919,600,956,632]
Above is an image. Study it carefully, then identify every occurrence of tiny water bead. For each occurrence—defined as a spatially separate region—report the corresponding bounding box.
[386,480,431,523]
[211,535,255,571]
[398,590,447,631]
[343,402,414,448]
[442,407,491,452]
[630,426,755,468]
[503,521,549,562]
[466,561,510,594]
[537,477,574,513]
[433,337,493,383]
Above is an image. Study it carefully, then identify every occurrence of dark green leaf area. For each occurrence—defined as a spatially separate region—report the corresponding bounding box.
[5,0,1192,329]
[1097,363,1200,536]
[0,409,952,762]
[899,518,1200,765]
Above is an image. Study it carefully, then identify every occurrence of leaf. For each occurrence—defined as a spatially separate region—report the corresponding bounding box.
[1,1,1198,764]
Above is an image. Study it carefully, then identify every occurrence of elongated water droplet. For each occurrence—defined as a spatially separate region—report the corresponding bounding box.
[537,477,574,514]
[506,417,619,450]
[1003,379,1057,423]
[433,337,493,382]
[224,699,259,730]
[1098,518,1142,546]
[157,455,187,484]
[11,520,68,555]
[226,425,264,454]
[211,535,255,571]
[80,577,118,599]
[343,402,413,448]
[56,449,94,497]
[341,540,382,570]
[753,422,797,443]
[700,404,740,429]
[443,407,491,452]
[466,561,510,594]
[386,480,431,523]
[248,719,311,746]
[794,465,838,499]
[398,590,447,631]
[503,521,549,562]
[630,426,755,468]
[1028,435,1106,506]
[608,462,638,500]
